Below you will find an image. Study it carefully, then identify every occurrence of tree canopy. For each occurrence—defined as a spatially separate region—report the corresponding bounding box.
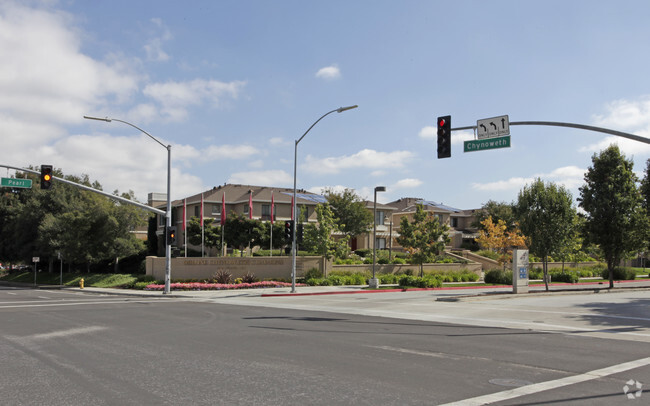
[323,188,373,238]
[514,178,576,290]
[578,145,646,288]
[396,204,449,276]
[0,168,147,271]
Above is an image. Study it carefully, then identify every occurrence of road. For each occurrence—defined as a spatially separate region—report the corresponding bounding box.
[1,285,649,405]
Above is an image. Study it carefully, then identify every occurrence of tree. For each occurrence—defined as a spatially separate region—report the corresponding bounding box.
[472,200,516,231]
[222,213,264,256]
[475,216,527,269]
[186,217,222,254]
[396,204,450,276]
[302,203,350,260]
[323,188,373,238]
[578,145,646,288]
[514,178,577,291]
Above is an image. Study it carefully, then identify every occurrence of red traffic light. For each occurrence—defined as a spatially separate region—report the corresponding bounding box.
[438,118,446,127]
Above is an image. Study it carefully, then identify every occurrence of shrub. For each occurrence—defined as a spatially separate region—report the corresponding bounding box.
[391,257,406,265]
[601,267,636,281]
[398,275,442,288]
[355,249,371,257]
[549,271,579,283]
[329,275,346,286]
[377,258,390,265]
[529,268,544,280]
[304,268,323,280]
[347,274,366,285]
[378,273,398,284]
[484,269,512,285]
[213,270,232,284]
[242,272,257,283]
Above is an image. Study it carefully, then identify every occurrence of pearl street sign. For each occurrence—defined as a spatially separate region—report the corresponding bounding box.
[1,177,32,188]
[464,135,511,153]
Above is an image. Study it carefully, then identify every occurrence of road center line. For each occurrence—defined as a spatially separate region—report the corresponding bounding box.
[439,356,650,406]
[25,326,109,341]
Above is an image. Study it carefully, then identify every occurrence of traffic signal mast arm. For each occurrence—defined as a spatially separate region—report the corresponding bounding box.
[0,164,165,216]
[451,121,650,145]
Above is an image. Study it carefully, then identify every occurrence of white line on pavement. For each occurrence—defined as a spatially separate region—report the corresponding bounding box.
[439,356,650,406]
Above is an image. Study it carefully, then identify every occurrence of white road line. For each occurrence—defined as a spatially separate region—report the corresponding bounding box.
[24,326,109,341]
[439,356,650,406]
[0,299,167,309]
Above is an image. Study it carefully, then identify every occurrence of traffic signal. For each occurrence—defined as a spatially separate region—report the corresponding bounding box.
[284,220,294,243]
[167,226,177,245]
[40,165,53,189]
[297,223,304,244]
[437,115,451,159]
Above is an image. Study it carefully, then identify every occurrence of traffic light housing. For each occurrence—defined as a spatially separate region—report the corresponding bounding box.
[297,223,304,244]
[437,115,451,159]
[167,226,177,245]
[284,220,294,244]
[40,165,53,189]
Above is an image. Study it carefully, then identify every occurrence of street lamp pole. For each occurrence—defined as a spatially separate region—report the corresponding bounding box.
[84,115,172,294]
[291,105,358,293]
[370,186,386,289]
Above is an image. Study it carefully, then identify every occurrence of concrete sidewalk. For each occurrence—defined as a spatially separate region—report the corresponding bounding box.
[61,278,650,300]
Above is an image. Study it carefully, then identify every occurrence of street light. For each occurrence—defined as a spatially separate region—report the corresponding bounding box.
[370,186,386,289]
[84,115,173,294]
[291,105,358,293]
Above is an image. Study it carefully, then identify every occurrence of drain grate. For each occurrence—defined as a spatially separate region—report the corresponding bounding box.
[489,378,533,387]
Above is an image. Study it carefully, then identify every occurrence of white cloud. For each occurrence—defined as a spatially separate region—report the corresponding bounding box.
[228,170,292,186]
[143,79,246,122]
[303,149,414,174]
[584,97,650,156]
[0,2,138,125]
[315,64,341,80]
[144,18,172,62]
[203,144,260,161]
[471,165,585,194]
[392,178,423,189]
[269,137,286,146]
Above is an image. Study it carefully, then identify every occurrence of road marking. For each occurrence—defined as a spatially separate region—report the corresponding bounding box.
[439,356,650,405]
[25,326,109,341]
[0,299,167,309]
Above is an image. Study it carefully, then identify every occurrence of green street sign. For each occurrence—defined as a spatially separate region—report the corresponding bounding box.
[464,135,511,153]
[1,177,33,188]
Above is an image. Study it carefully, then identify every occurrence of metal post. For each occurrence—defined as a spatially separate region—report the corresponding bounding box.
[291,105,358,293]
[83,115,172,294]
[370,186,385,288]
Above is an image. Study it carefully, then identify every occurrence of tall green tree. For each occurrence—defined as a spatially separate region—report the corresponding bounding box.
[396,204,450,276]
[514,178,576,290]
[578,145,646,288]
[323,188,373,238]
[186,217,222,254]
[302,203,350,260]
[472,200,516,231]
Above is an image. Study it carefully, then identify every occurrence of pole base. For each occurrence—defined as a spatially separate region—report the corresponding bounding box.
[369,278,380,289]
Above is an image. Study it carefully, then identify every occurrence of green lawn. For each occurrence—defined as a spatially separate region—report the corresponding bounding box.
[0,271,143,288]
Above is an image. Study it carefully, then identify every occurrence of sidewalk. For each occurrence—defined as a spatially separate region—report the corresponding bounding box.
[59,278,650,300]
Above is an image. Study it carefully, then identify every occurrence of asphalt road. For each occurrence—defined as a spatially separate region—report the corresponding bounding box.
[1,286,649,405]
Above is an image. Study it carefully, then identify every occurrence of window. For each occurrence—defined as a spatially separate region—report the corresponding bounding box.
[262,204,272,221]
[451,217,459,228]
[212,204,221,215]
[194,206,199,218]
[375,210,385,225]
[375,238,386,249]
[436,214,444,224]
[244,205,249,216]
[296,206,308,221]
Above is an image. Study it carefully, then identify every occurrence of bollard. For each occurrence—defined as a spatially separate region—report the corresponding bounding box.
[80,278,84,289]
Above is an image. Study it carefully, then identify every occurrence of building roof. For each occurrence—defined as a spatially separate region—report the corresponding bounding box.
[170,183,325,207]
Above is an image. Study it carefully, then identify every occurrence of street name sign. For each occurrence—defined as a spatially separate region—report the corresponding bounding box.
[477,115,510,139]
[1,177,32,188]
[464,135,511,152]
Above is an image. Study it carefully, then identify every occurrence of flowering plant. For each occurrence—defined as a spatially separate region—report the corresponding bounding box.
[145,281,303,291]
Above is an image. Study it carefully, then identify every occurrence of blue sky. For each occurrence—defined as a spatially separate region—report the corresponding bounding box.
[2,0,650,209]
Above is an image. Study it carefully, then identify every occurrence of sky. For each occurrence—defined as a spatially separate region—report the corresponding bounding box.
[2,0,650,210]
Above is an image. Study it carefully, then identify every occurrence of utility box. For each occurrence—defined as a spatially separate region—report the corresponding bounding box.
[512,249,529,294]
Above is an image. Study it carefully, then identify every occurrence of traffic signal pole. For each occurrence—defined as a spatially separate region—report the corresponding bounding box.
[451,120,650,145]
